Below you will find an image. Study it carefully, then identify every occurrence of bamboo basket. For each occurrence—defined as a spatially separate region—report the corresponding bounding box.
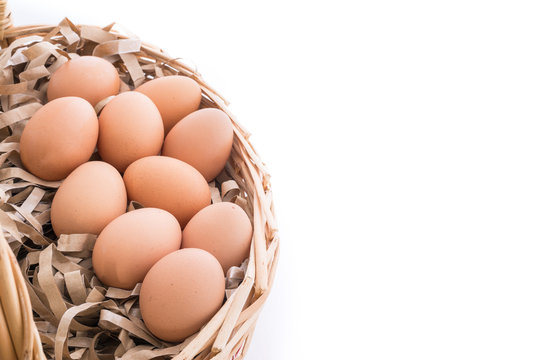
[0,2,279,359]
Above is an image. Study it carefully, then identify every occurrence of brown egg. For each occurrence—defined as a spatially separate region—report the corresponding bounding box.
[47,56,120,106]
[92,208,181,289]
[135,76,201,134]
[182,202,252,273]
[140,248,225,341]
[20,97,98,181]
[123,156,211,228]
[162,108,234,181]
[51,161,127,235]
[98,92,164,173]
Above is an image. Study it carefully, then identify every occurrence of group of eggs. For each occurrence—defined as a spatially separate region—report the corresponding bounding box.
[18,56,253,342]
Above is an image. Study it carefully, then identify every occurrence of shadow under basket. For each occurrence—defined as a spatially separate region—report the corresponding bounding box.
[0,5,279,360]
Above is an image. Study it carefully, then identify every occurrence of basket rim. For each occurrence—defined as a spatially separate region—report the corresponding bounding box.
[0,18,280,360]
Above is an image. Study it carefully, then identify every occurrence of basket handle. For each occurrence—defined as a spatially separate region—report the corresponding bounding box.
[0,0,12,40]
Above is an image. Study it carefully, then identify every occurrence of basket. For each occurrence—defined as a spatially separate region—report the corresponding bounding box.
[0,2,279,359]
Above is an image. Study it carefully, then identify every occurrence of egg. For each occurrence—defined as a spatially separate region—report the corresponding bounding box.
[51,161,127,235]
[162,108,234,181]
[135,76,201,134]
[98,92,164,173]
[92,208,181,289]
[182,202,252,273]
[123,156,211,228]
[140,248,225,341]
[20,97,99,181]
[47,56,120,106]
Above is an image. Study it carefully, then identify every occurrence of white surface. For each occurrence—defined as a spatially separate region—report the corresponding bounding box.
[10,1,539,359]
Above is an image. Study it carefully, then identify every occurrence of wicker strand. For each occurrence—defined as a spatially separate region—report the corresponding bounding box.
[0,232,47,360]
[0,0,12,40]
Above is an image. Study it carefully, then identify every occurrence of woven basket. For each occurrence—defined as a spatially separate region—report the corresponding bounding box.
[0,2,279,360]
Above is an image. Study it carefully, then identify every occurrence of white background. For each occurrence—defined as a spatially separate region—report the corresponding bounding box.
[10,1,539,359]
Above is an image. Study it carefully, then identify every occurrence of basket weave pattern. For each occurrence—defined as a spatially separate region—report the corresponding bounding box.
[0,8,278,360]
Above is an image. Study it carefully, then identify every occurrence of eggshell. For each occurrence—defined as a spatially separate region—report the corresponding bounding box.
[51,161,127,235]
[182,202,252,273]
[135,76,201,134]
[162,108,233,181]
[20,97,98,181]
[140,248,225,341]
[123,156,211,228]
[92,208,181,289]
[98,92,164,173]
[47,56,120,106]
